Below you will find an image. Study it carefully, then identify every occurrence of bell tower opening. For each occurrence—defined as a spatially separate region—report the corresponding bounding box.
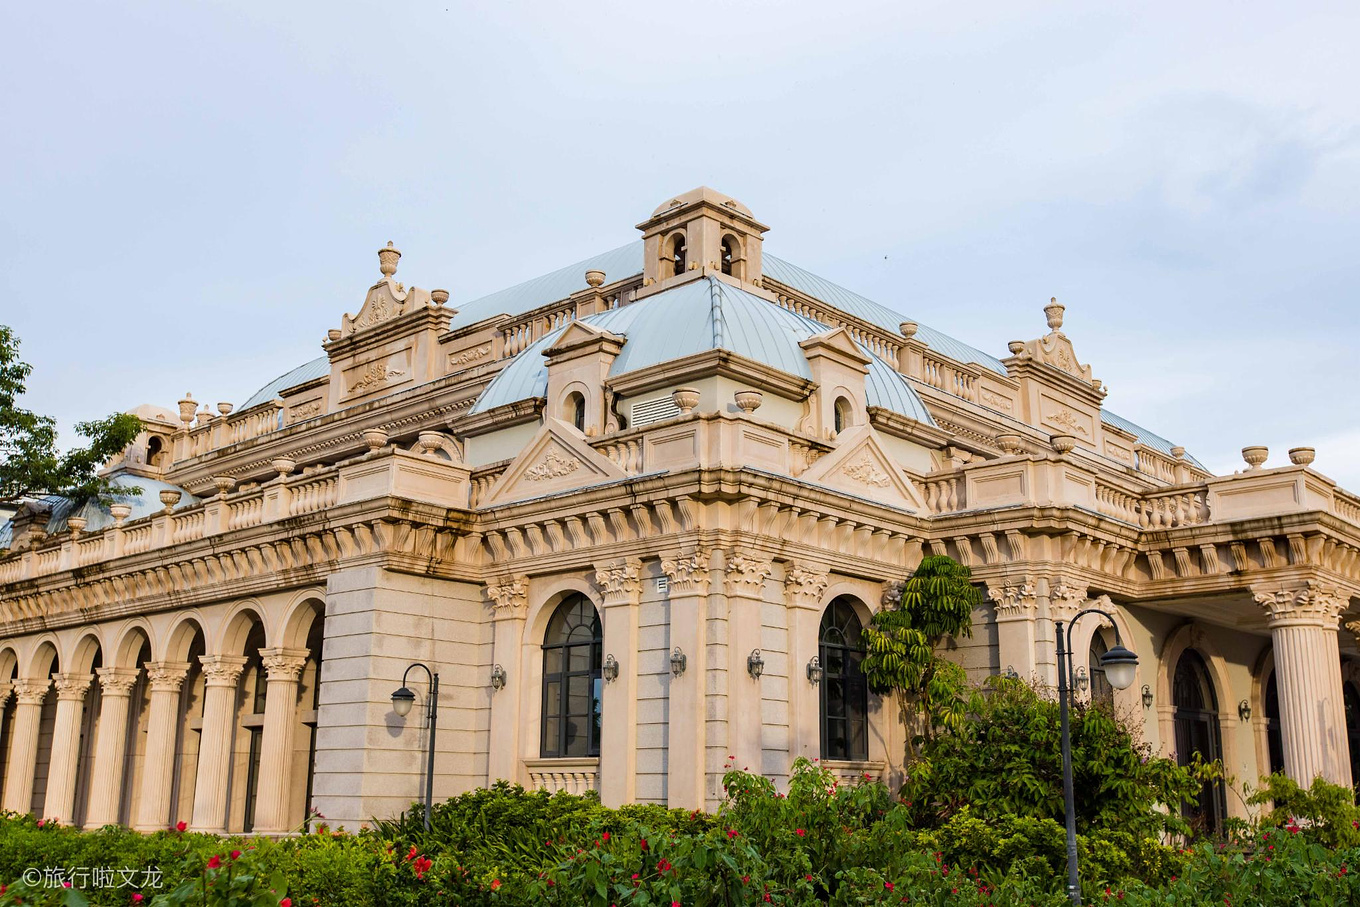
[637,188,768,294]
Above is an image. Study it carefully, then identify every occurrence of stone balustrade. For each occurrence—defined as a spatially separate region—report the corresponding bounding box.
[176,401,285,462]
[525,757,598,794]
[920,351,978,403]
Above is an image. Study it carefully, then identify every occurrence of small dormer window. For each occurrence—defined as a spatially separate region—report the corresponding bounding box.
[568,392,586,432]
[666,234,687,279]
[834,397,851,435]
[146,436,166,468]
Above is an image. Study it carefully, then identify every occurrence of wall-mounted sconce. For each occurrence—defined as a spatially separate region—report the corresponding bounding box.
[1003,665,1020,681]
[602,654,620,683]
[1074,666,1089,692]
[490,664,507,691]
[1238,699,1252,722]
[670,647,687,677]
[1141,684,1153,709]
[806,655,823,684]
[747,649,765,679]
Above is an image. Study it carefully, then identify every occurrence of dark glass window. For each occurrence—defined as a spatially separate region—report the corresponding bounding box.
[820,597,869,761]
[1265,670,1284,776]
[571,394,586,432]
[1173,650,1226,835]
[1345,681,1360,789]
[541,595,602,758]
[1088,635,1114,707]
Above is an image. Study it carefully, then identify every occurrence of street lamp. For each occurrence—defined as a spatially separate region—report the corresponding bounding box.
[391,662,439,831]
[1055,608,1138,905]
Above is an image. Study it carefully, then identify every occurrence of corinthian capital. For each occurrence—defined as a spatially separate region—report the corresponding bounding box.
[784,563,830,610]
[1048,578,1089,622]
[260,647,310,682]
[986,576,1038,620]
[199,654,248,688]
[594,557,643,607]
[487,574,529,616]
[96,667,141,698]
[1253,580,1349,626]
[12,678,50,705]
[52,673,93,701]
[661,548,712,596]
[724,551,773,598]
[145,661,191,693]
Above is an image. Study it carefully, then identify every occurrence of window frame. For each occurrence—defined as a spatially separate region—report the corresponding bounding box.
[539,595,603,759]
[819,597,870,762]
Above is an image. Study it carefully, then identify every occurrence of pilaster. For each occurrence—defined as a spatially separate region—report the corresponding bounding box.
[84,667,141,828]
[486,575,528,786]
[252,648,309,834]
[189,655,247,832]
[986,576,1039,679]
[1,679,51,813]
[44,673,93,824]
[785,563,829,765]
[724,550,772,776]
[660,548,711,810]
[135,662,190,831]
[1253,581,1350,786]
[594,557,642,807]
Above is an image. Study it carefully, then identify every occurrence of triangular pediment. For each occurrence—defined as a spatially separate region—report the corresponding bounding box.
[799,424,926,511]
[545,320,625,355]
[799,327,872,367]
[482,418,628,506]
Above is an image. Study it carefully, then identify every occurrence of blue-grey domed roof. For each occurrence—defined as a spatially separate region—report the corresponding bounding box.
[471,276,935,425]
[0,473,198,548]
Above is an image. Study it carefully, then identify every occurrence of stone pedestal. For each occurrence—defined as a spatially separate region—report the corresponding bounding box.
[189,655,247,832]
[596,558,642,807]
[1255,582,1351,786]
[44,673,93,823]
[662,549,713,810]
[252,648,309,833]
[1,680,50,813]
[135,662,190,831]
[83,668,141,828]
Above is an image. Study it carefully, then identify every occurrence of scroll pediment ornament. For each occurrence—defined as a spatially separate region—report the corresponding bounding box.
[1009,298,1105,396]
[482,418,627,507]
[798,424,927,512]
[337,242,449,338]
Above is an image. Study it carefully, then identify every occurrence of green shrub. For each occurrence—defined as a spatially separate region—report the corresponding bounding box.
[1247,773,1360,848]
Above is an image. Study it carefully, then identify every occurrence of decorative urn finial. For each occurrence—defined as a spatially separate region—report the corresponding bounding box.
[430,288,450,305]
[585,269,606,288]
[1044,297,1065,332]
[378,241,401,278]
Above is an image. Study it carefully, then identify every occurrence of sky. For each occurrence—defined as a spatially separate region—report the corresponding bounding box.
[1,1,1357,488]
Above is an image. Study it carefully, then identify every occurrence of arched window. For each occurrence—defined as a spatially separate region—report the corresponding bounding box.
[541,595,603,758]
[833,397,851,435]
[667,234,687,279]
[1345,680,1360,789]
[720,236,741,278]
[1088,634,1114,707]
[566,392,586,432]
[1173,650,1225,834]
[146,436,165,467]
[1264,669,1284,776]
[820,597,869,761]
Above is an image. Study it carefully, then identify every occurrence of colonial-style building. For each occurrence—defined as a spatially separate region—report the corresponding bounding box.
[1,188,1358,835]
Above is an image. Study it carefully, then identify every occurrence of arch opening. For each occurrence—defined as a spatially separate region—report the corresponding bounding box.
[1173,649,1226,835]
[819,596,869,761]
[539,594,602,759]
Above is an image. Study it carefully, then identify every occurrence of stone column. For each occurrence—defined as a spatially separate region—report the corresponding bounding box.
[252,648,309,834]
[784,564,829,765]
[83,668,141,828]
[724,551,772,777]
[661,549,712,810]
[189,655,247,833]
[1254,582,1351,786]
[135,662,190,831]
[595,558,642,807]
[986,576,1039,680]
[1,680,49,813]
[486,575,528,786]
[44,673,93,823]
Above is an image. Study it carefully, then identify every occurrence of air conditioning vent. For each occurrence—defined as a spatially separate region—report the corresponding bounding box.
[656,576,670,593]
[630,395,681,427]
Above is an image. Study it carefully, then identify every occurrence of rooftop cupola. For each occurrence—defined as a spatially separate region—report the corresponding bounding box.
[636,187,769,297]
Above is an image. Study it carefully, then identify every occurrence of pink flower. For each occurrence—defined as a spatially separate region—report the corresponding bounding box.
[176,821,188,832]
[37,819,45,828]
[131,895,143,904]
[795,828,806,837]
[885,881,895,891]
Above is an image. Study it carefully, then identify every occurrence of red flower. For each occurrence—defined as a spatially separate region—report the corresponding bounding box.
[885,882,895,891]
[414,857,432,879]
[406,845,418,862]
[176,821,187,832]
[671,902,681,907]
[602,832,610,842]
[795,828,806,837]
[640,839,648,851]
[491,879,502,891]
[280,899,292,907]
[727,829,738,839]
[230,850,242,861]
[207,856,221,870]
[131,895,143,904]
[37,819,45,828]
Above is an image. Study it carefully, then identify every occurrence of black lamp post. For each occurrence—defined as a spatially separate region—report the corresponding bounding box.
[391,663,439,831]
[1055,608,1138,905]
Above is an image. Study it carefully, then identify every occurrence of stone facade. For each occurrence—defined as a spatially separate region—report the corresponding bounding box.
[1,188,1359,833]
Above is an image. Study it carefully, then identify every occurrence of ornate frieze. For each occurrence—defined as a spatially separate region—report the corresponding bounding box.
[487,574,529,616]
[349,361,406,395]
[986,576,1038,620]
[784,563,830,610]
[841,454,891,488]
[449,346,491,367]
[724,551,772,598]
[1253,580,1349,626]
[661,548,712,596]
[594,557,643,607]
[524,450,580,482]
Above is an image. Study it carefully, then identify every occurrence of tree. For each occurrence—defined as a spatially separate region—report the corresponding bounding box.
[860,554,980,754]
[0,324,142,505]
